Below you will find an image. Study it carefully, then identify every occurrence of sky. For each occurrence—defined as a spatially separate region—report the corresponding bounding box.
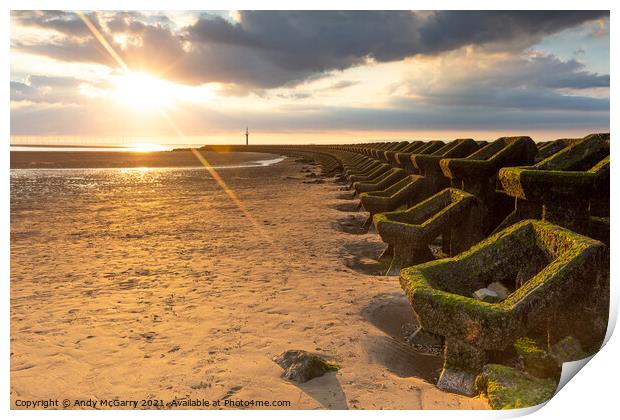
[9,10,610,145]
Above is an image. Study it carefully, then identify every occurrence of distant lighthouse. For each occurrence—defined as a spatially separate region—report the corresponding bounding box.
[245,127,249,146]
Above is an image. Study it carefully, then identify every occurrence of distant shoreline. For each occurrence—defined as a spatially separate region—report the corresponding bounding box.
[10,144,135,148]
[10,150,282,169]
[10,144,207,153]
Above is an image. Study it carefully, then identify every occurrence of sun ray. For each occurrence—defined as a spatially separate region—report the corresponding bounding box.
[76,12,129,73]
[190,148,274,244]
[157,110,274,244]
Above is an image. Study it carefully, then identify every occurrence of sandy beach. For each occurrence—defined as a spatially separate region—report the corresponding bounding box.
[10,151,488,409]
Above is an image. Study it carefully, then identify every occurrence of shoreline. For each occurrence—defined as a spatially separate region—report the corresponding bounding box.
[10,150,281,169]
[10,157,287,172]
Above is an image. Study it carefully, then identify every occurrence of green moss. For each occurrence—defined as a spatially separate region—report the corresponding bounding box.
[430,288,503,318]
[589,155,609,173]
[476,364,557,410]
[399,220,536,309]
[305,355,340,374]
[536,133,609,171]
[321,359,341,371]
[399,219,605,353]
[514,337,559,378]
[498,134,609,200]
[514,337,544,358]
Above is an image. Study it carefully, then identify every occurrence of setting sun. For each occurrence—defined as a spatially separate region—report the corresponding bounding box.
[113,72,176,111]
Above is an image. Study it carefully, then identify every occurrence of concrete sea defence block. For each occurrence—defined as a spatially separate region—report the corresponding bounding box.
[399,220,608,395]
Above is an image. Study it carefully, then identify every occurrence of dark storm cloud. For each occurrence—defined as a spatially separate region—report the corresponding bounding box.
[413,11,608,53]
[11,10,609,88]
[188,11,608,66]
[186,14,256,46]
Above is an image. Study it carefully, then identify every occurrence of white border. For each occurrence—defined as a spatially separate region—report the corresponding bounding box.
[3,1,617,419]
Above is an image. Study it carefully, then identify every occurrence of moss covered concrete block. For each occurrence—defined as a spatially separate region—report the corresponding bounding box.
[476,364,557,409]
[514,337,559,378]
[399,220,608,395]
[374,188,483,275]
[498,133,609,234]
[439,136,538,232]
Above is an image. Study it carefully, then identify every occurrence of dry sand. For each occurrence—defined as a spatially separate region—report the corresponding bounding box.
[10,152,489,409]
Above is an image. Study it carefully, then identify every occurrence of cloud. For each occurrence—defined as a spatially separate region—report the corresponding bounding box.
[476,52,609,90]
[11,10,95,37]
[589,18,610,38]
[396,89,609,112]
[395,48,609,112]
[12,10,608,89]
[12,51,608,137]
[275,92,312,100]
[10,95,609,137]
[412,11,608,53]
[326,80,359,90]
[9,11,610,138]
[10,75,106,105]
[10,81,37,100]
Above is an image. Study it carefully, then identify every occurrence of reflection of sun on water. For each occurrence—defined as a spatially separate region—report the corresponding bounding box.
[119,167,153,179]
[127,143,169,152]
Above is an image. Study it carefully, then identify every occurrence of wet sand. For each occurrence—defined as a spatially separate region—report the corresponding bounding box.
[10,153,488,409]
[10,150,280,169]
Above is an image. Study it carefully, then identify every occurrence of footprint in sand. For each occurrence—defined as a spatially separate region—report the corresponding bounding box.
[133,332,158,343]
[11,363,35,372]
